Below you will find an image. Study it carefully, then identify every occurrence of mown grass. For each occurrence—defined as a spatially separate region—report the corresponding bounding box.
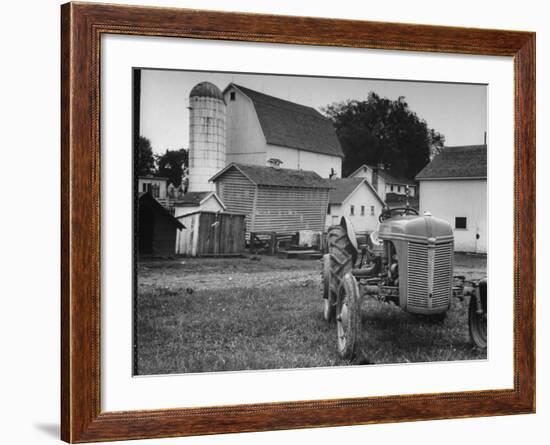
[135,253,486,375]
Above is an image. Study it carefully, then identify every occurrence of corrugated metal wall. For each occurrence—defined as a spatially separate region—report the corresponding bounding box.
[254,186,329,235]
[216,169,257,233]
[215,168,329,236]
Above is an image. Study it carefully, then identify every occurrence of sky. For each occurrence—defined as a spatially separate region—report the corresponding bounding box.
[139,69,487,155]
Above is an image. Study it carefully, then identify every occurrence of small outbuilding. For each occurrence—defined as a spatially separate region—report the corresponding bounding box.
[210,163,332,237]
[416,145,487,253]
[137,192,185,257]
[325,177,385,234]
[173,191,225,218]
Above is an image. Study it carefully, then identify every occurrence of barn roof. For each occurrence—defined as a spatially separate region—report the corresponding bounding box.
[226,84,344,158]
[327,177,385,205]
[415,145,487,180]
[138,192,185,229]
[210,163,332,189]
[174,191,225,209]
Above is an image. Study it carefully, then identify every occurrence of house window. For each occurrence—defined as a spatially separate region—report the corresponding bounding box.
[370,206,375,216]
[327,204,331,215]
[151,183,160,198]
[360,205,365,216]
[230,91,236,101]
[397,186,401,193]
[390,185,394,192]
[455,217,467,229]
[350,205,355,216]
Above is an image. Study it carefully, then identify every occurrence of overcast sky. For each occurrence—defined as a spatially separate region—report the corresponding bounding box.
[139,69,487,155]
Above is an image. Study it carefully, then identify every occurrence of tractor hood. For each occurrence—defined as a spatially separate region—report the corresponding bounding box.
[378,214,453,244]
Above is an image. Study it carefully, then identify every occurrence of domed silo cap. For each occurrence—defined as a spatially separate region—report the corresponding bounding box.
[189,81,225,102]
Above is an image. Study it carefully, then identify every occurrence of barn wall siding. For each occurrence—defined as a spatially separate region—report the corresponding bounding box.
[216,169,257,233]
[254,186,329,235]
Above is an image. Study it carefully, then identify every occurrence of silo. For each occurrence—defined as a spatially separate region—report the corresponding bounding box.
[188,82,226,192]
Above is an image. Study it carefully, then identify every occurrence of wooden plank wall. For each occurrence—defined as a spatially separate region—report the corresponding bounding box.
[176,212,246,256]
[197,212,245,255]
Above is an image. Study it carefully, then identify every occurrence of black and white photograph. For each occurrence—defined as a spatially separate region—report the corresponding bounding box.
[133,69,488,376]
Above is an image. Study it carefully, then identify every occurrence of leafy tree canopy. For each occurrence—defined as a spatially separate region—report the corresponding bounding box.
[322,92,445,179]
[156,148,189,187]
[136,136,156,177]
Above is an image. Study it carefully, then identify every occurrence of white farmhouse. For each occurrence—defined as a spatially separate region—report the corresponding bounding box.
[349,164,417,201]
[138,175,168,200]
[325,177,385,234]
[416,145,487,253]
[222,84,343,178]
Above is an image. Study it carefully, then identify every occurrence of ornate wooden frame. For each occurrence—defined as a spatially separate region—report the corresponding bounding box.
[61,2,536,442]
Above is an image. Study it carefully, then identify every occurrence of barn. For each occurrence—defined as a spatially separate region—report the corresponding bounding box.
[210,162,332,237]
[222,83,344,178]
[137,192,185,257]
[325,177,385,234]
[416,145,487,253]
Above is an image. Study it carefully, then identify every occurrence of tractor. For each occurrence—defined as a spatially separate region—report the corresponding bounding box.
[321,207,487,360]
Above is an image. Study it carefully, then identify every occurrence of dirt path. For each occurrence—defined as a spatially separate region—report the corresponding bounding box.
[139,268,320,292]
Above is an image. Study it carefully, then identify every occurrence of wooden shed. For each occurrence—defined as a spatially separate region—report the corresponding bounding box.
[175,211,246,257]
[137,192,185,257]
[210,163,331,237]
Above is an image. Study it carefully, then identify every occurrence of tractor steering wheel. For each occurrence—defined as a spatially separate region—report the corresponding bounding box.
[379,207,419,222]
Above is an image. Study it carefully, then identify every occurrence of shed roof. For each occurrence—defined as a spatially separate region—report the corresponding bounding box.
[138,192,185,229]
[327,177,385,205]
[226,84,344,158]
[174,191,225,209]
[210,163,332,189]
[415,145,487,180]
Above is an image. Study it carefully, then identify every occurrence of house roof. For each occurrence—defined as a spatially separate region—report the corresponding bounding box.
[174,191,226,209]
[415,145,487,180]
[226,84,344,158]
[379,170,416,186]
[138,192,185,229]
[210,163,332,189]
[327,177,385,205]
[347,164,415,185]
[348,164,374,178]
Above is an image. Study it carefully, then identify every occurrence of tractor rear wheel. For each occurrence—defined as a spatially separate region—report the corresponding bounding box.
[468,280,487,349]
[336,273,361,360]
[322,254,336,322]
[326,224,356,281]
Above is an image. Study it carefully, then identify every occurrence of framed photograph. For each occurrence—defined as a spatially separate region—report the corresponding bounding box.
[61,2,535,442]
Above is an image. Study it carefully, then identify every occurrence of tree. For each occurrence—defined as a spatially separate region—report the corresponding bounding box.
[322,92,445,179]
[136,136,156,176]
[156,148,189,187]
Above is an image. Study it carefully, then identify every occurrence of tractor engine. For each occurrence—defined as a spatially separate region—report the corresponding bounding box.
[374,209,454,314]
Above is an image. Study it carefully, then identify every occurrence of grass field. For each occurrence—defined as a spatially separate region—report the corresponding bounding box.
[135,253,487,375]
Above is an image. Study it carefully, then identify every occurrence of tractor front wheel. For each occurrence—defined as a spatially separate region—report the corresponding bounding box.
[468,281,487,348]
[336,273,361,360]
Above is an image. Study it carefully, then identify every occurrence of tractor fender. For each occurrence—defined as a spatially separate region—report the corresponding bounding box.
[339,216,358,258]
